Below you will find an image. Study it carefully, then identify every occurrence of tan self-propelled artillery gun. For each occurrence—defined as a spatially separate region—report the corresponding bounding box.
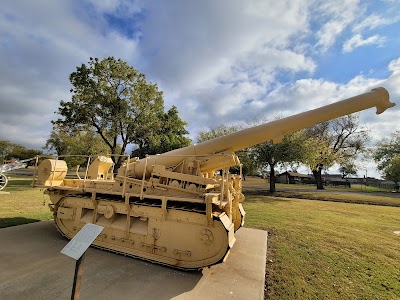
[33,88,395,269]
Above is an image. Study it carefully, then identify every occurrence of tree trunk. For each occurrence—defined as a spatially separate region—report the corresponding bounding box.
[114,138,130,171]
[269,164,276,193]
[312,168,324,190]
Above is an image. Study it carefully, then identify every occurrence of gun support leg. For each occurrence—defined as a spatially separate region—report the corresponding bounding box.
[205,194,214,226]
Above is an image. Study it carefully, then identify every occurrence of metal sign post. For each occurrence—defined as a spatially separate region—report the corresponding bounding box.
[71,252,85,300]
[60,223,104,300]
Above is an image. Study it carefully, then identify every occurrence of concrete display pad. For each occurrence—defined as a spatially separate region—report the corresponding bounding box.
[0,221,267,300]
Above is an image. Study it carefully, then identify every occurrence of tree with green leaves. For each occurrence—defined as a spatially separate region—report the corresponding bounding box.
[196,124,239,143]
[231,150,258,180]
[7,145,42,161]
[304,114,369,189]
[372,130,400,172]
[373,131,400,192]
[382,155,400,192]
[254,131,306,192]
[302,136,336,188]
[53,57,168,167]
[131,106,191,157]
[0,141,15,164]
[45,125,110,167]
[339,161,358,178]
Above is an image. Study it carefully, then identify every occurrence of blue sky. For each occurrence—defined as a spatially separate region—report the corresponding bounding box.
[0,0,399,178]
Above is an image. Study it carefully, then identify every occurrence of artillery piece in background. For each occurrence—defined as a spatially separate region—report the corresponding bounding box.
[0,158,35,190]
[33,88,395,269]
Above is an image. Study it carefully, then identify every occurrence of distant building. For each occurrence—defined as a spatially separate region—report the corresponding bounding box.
[322,174,352,187]
[275,171,392,189]
[3,159,17,164]
[276,171,310,184]
[321,174,342,182]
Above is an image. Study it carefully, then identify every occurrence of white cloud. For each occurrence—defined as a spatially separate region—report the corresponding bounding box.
[353,14,399,32]
[313,0,360,51]
[134,0,320,135]
[342,34,386,52]
[388,58,400,74]
[138,1,311,91]
[84,0,144,14]
[242,47,316,74]
[259,75,386,116]
[384,58,400,98]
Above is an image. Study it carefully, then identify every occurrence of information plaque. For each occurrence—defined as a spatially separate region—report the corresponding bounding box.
[61,223,104,260]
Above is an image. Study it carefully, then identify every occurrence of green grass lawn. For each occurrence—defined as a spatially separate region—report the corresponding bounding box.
[245,189,400,207]
[243,193,400,299]
[0,176,52,228]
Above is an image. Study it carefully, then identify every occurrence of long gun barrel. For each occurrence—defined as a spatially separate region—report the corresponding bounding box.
[128,87,395,178]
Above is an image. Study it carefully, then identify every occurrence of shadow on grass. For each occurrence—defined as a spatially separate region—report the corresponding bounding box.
[0,217,41,229]
[244,189,400,207]
[243,191,293,204]
[244,189,275,196]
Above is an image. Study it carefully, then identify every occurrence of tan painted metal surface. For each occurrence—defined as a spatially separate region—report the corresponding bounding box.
[33,87,395,269]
